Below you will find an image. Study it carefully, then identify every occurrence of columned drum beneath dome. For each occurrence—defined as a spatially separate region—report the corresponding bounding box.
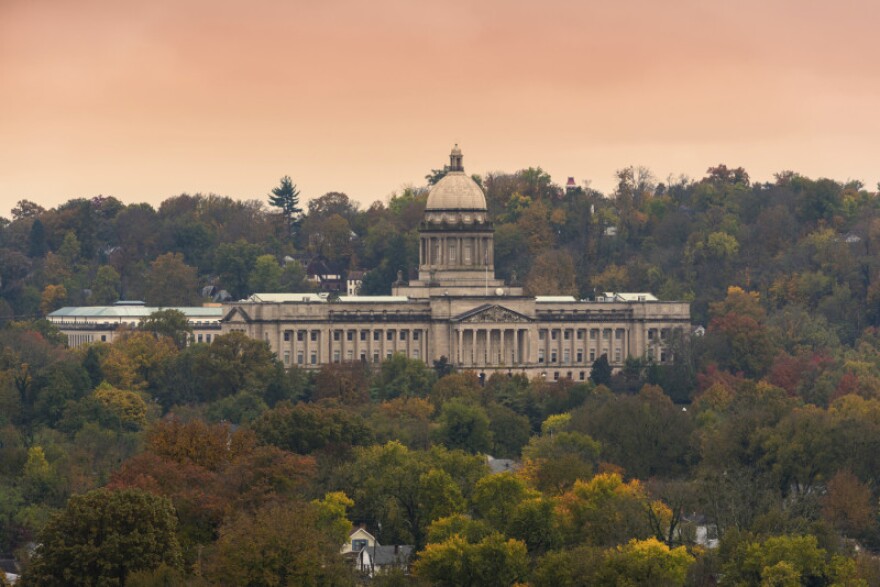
[402,145,510,296]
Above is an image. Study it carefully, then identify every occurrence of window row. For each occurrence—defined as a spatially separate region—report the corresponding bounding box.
[283,329,422,342]
[282,349,422,366]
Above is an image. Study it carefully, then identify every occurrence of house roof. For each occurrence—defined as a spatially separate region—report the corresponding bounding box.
[366,545,413,566]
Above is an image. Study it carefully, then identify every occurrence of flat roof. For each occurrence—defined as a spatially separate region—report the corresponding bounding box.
[48,306,223,319]
[245,293,410,303]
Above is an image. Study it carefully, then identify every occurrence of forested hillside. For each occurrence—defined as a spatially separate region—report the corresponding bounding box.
[3,166,880,585]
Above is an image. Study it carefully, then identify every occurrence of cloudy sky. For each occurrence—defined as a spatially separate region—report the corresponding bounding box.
[2,0,878,215]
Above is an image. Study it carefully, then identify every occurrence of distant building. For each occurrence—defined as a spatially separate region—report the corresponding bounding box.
[48,301,223,347]
[220,147,691,379]
[347,270,365,296]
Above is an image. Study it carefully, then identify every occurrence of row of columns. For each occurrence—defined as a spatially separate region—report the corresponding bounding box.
[455,327,530,367]
[275,327,427,366]
[421,235,493,267]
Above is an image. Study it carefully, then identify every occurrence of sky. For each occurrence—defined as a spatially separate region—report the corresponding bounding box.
[2,0,879,217]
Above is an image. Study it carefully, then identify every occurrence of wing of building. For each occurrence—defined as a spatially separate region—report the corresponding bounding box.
[221,146,691,381]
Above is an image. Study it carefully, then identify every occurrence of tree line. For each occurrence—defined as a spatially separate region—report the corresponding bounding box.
[3,164,880,584]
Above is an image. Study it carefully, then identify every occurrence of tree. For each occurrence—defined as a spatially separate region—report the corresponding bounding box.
[28,218,48,258]
[248,254,284,293]
[39,284,67,316]
[251,402,373,454]
[92,382,148,430]
[139,308,192,349]
[435,399,492,454]
[205,500,355,586]
[269,175,302,241]
[90,265,121,305]
[144,253,199,306]
[590,353,612,385]
[600,538,695,586]
[376,353,437,400]
[22,488,183,587]
[414,533,529,587]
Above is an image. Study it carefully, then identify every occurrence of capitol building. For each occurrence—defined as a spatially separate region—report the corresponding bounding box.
[220,147,691,381]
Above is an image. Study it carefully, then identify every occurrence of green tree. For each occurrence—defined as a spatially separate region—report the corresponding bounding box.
[590,353,612,385]
[144,253,199,306]
[206,500,354,586]
[435,399,492,454]
[23,488,183,587]
[139,308,192,349]
[414,533,528,587]
[248,254,284,293]
[269,175,302,241]
[376,353,437,400]
[90,266,121,305]
[600,537,695,587]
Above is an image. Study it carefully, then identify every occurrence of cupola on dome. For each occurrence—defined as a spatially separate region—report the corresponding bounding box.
[425,145,487,212]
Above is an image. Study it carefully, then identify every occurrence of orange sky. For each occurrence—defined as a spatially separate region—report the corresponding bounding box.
[2,0,879,216]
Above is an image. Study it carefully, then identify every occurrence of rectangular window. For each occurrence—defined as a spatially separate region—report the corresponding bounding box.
[197,334,203,343]
[413,349,420,360]
[603,329,611,340]
[590,329,598,340]
[539,330,546,341]
[310,331,318,342]
[284,331,291,342]
[387,330,394,341]
[589,349,596,362]
[400,330,408,341]
[297,330,305,341]
[616,329,624,340]
[373,330,381,341]
[553,372,559,381]
[648,329,656,340]
[551,330,558,341]
[563,349,570,364]
[297,352,304,365]
[564,330,571,341]
[577,330,584,340]
[614,349,621,363]
[661,350,667,363]
[386,351,392,360]
[579,371,585,381]
[283,351,290,365]
[360,330,368,341]
[576,350,583,363]
[464,243,472,263]
[310,353,317,365]
[538,349,545,363]
[551,351,557,363]
[206,334,212,343]
[360,352,367,362]
[448,244,457,262]
[373,352,380,363]
[333,331,341,341]
[347,331,354,341]
[413,330,420,340]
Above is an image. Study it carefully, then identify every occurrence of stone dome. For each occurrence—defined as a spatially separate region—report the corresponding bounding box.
[426,172,487,211]
[425,146,487,212]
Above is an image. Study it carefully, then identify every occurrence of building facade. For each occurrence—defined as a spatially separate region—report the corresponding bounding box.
[220,147,690,380]
[48,301,223,347]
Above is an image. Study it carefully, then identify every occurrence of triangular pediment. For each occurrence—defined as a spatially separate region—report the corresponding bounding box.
[221,306,252,323]
[453,304,531,324]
